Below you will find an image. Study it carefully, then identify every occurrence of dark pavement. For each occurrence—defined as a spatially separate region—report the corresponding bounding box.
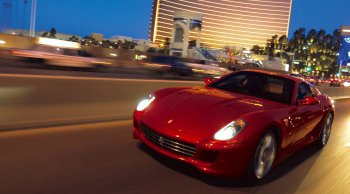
[0,99,349,194]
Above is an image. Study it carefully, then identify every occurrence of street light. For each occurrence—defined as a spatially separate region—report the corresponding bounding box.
[338,60,342,77]
[29,0,37,37]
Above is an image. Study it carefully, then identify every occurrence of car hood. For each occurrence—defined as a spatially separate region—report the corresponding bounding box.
[143,87,284,141]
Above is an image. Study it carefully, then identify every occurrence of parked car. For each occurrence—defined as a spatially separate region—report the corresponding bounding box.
[133,70,334,181]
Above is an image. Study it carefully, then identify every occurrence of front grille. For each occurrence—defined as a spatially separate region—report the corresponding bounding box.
[141,125,197,157]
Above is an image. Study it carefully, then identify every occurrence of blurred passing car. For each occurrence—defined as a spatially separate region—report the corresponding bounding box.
[342,80,350,87]
[318,77,330,85]
[329,78,341,87]
[133,70,334,181]
[184,60,231,78]
[305,76,319,86]
[10,38,110,68]
[141,56,231,78]
[141,56,194,76]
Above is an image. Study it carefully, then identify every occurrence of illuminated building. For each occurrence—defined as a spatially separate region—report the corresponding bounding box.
[149,0,293,49]
[338,26,350,75]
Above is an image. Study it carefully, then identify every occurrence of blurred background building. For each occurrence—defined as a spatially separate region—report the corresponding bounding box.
[149,0,293,49]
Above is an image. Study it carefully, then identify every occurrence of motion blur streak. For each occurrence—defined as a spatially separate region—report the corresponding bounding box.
[0,73,202,83]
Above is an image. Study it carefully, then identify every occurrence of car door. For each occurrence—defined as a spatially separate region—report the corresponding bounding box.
[291,82,323,145]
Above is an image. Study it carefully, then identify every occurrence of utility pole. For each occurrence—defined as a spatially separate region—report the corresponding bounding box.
[29,0,36,37]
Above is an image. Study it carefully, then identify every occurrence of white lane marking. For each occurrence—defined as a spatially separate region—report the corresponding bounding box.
[0,73,202,84]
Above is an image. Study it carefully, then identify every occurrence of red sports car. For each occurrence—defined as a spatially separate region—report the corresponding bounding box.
[133,70,334,181]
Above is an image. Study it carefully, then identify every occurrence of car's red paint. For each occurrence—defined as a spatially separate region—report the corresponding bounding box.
[133,70,335,178]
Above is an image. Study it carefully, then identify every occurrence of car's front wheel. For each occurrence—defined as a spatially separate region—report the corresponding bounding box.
[249,131,277,181]
[317,113,333,147]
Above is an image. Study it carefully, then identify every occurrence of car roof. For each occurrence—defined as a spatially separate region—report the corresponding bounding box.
[238,69,302,82]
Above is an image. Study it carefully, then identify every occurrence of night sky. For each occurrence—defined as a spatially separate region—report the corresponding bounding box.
[11,0,350,39]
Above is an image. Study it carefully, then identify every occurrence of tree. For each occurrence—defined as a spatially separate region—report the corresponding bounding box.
[306,29,317,44]
[163,37,171,55]
[101,39,115,48]
[164,37,170,48]
[251,45,265,55]
[278,35,288,50]
[68,35,79,42]
[41,32,49,37]
[122,40,137,50]
[49,28,57,38]
[266,35,278,57]
[287,28,340,75]
[188,40,196,48]
[116,40,123,49]
[81,36,98,46]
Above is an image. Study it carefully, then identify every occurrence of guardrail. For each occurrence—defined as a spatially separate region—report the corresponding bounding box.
[0,74,349,131]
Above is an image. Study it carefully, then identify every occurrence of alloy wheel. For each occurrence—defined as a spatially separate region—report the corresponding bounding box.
[253,133,276,180]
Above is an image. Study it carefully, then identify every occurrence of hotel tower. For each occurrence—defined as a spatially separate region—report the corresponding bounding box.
[149,0,293,49]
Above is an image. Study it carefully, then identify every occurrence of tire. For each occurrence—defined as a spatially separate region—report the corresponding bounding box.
[317,113,333,148]
[247,131,277,181]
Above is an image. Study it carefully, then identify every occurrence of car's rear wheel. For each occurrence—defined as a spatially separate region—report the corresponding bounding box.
[250,131,277,181]
[317,113,333,147]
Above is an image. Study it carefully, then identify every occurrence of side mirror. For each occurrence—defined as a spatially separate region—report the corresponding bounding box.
[204,77,216,85]
[298,96,319,106]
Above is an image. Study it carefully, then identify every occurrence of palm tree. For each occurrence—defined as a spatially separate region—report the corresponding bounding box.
[306,29,317,44]
[317,29,326,45]
[266,35,278,57]
[278,35,288,50]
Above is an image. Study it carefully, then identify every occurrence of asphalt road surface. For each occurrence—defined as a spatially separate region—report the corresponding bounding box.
[0,99,349,194]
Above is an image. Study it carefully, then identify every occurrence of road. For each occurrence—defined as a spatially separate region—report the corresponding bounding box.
[0,99,349,194]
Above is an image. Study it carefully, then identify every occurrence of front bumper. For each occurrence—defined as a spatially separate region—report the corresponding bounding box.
[133,123,255,177]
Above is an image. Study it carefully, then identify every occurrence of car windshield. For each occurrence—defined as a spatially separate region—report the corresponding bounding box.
[210,71,295,104]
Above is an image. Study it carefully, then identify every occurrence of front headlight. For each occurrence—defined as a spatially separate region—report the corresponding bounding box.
[136,94,155,111]
[214,119,247,141]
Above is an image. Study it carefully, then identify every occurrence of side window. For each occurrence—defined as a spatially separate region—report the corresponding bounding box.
[297,83,312,100]
[310,85,318,95]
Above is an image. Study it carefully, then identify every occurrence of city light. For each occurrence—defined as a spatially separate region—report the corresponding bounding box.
[36,37,81,49]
